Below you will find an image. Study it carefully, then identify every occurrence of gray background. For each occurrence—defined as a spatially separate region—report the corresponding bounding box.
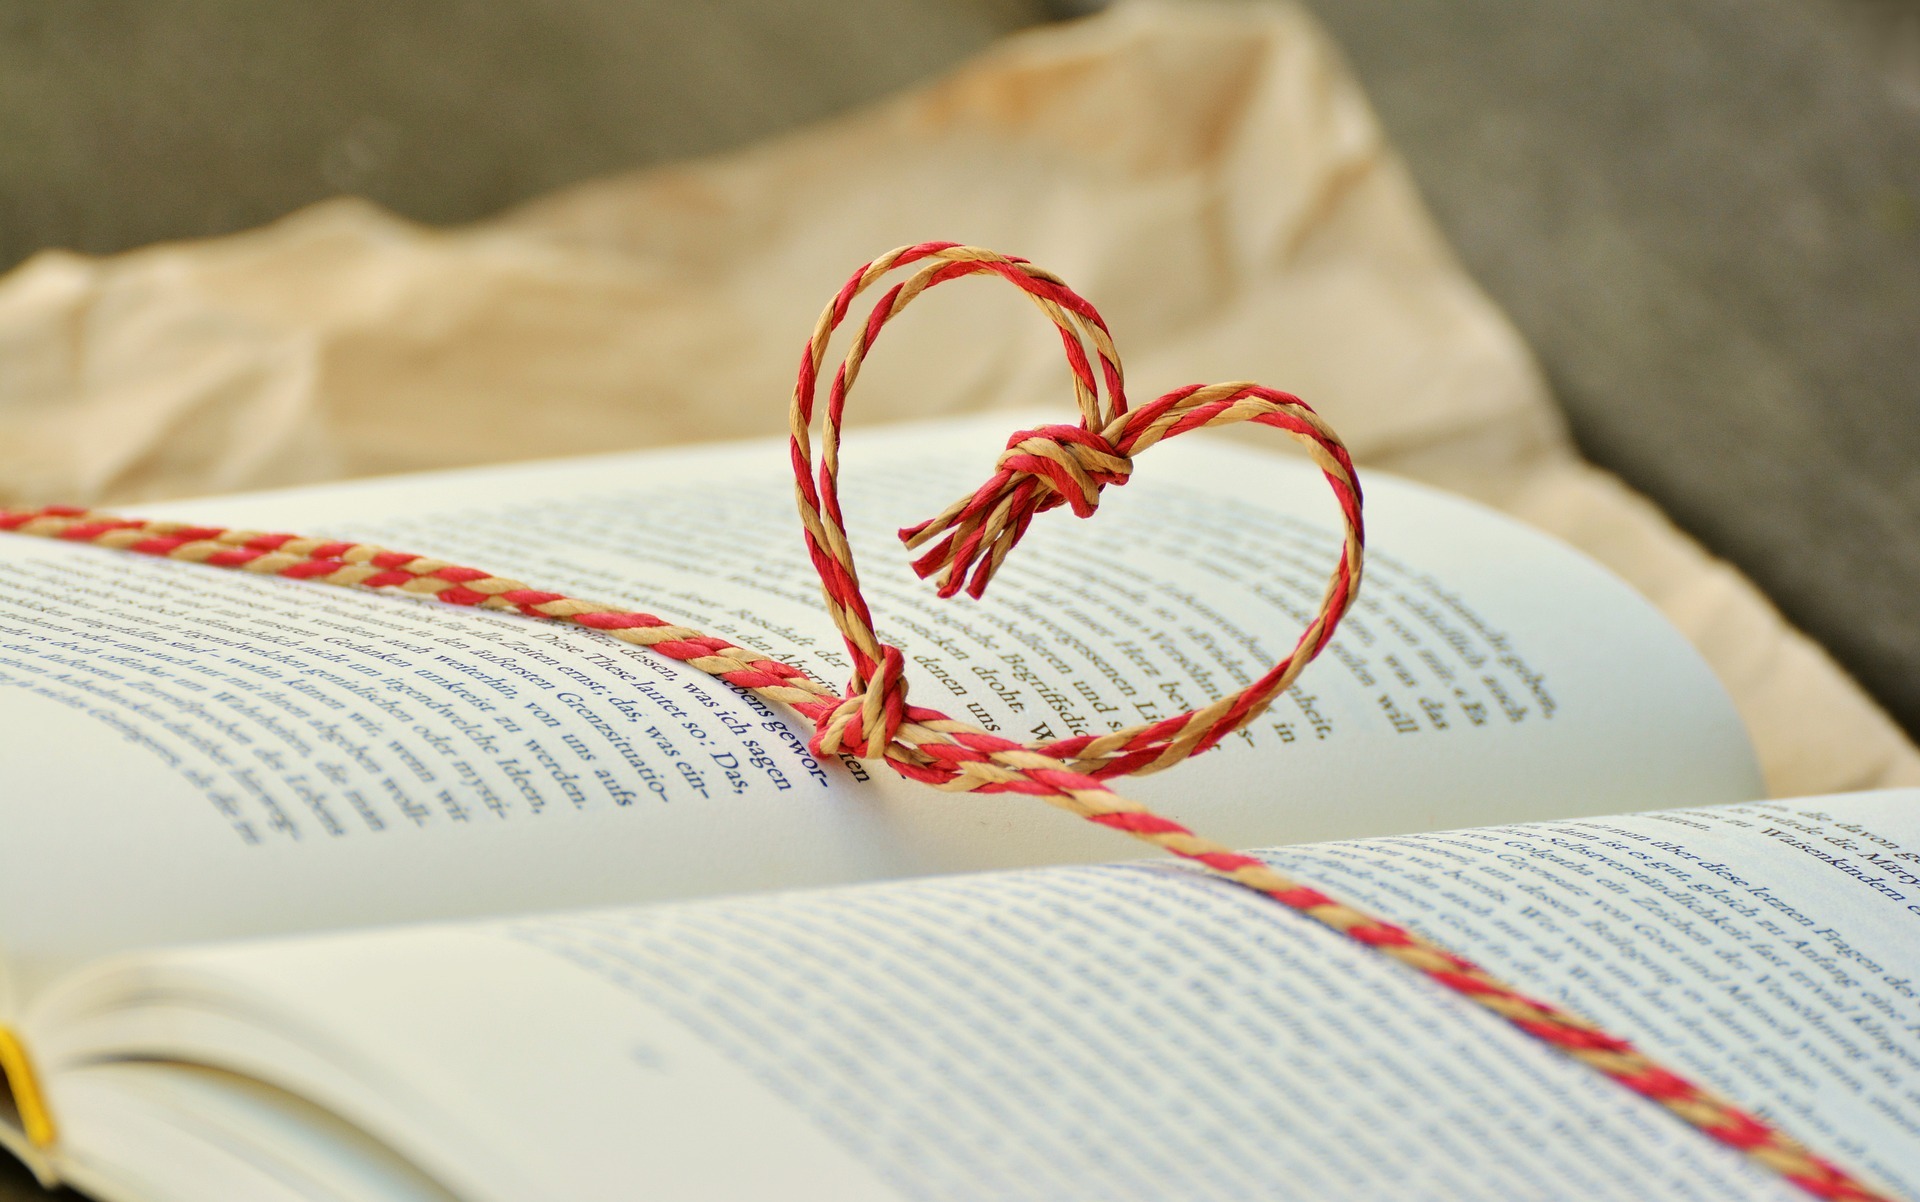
[1,1,1917,1186]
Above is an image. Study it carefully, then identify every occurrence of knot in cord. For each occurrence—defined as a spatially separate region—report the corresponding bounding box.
[1000,423,1133,517]
[810,644,909,760]
[900,421,1132,599]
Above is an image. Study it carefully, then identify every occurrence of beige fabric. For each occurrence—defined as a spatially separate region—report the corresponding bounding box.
[0,0,1911,797]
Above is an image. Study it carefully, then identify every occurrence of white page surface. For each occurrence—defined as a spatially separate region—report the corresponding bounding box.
[0,415,1759,1000]
[42,793,1920,1202]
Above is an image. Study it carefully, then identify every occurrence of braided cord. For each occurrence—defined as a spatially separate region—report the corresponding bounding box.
[0,243,1889,1202]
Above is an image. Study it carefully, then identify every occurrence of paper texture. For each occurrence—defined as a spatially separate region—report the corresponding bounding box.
[0,0,1910,797]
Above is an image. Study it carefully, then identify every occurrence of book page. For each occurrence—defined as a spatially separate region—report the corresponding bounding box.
[1259,788,1920,1195]
[0,414,1759,1001]
[33,791,1920,1201]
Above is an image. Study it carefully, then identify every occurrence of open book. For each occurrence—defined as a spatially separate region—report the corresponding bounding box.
[3,414,1909,1199]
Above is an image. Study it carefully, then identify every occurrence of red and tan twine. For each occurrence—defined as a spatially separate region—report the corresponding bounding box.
[0,242,1891,1201]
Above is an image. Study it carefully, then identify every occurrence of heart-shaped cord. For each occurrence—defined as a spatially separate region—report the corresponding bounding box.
[792,242,1362,784]
[0,243,1886,1202]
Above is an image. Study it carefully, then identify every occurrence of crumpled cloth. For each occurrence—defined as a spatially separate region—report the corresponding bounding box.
[0,0,1911,797]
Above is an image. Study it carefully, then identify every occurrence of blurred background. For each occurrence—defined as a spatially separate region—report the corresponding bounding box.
[0,0,1915,748]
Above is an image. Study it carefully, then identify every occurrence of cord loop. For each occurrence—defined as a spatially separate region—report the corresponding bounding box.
[789,242,1363,781]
